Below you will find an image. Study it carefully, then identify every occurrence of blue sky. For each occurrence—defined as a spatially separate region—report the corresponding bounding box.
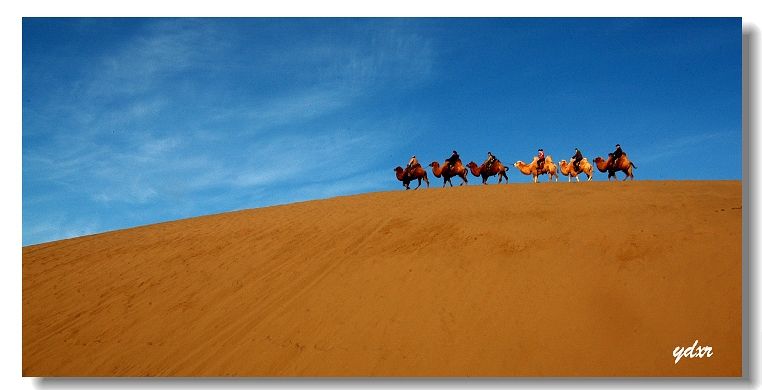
[22,17,742,246]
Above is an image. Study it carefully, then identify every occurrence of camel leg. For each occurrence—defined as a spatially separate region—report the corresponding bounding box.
[424,174,430,188]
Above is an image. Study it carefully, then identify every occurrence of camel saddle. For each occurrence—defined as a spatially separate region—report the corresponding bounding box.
[403,163,421,179]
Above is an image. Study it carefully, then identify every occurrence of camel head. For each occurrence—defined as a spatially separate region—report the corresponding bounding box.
[466,161,478,169]
[513,160,531,169]
[592,157,612,173]
[394,166,403,173]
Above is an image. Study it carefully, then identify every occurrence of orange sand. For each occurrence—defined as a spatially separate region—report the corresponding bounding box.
[22,180,743,376]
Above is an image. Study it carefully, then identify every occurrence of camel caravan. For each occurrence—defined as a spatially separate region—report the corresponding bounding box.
[394,145,636,190]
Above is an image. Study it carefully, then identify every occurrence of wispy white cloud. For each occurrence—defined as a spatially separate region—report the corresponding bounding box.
[23,213,102,245]
[232,125,400,188]
[291,168,393,201]
[231,87,359,132]
[635,131,730,164]
[92,181,158,204]
[85,20,218,99]
[138,136,179,157]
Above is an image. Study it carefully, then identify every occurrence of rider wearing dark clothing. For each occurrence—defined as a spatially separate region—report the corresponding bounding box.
[572,148,583,171]
[611,144,623,167]
[484,152,497,172]
[446,150,460,168]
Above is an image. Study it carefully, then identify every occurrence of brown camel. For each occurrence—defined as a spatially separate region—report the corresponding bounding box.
[394,165,430,190]
[465,160,509,185]
[559,158,594,182]
[513,156,558,183]
[592,153,636,181]
[429,160,469,187]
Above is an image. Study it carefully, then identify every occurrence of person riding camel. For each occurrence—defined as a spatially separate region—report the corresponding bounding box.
[446,150,460,170]
[537,149,546,172]
[484,151,497,173]
[407,155,419,169]
[611,144,623,169]
[572,148,583,172]
[403,155,420,178]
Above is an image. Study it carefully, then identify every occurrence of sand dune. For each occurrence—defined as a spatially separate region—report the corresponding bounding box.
[22,180,742,377]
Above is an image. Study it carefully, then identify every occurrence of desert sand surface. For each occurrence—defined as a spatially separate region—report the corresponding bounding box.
[23,180,742,377]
